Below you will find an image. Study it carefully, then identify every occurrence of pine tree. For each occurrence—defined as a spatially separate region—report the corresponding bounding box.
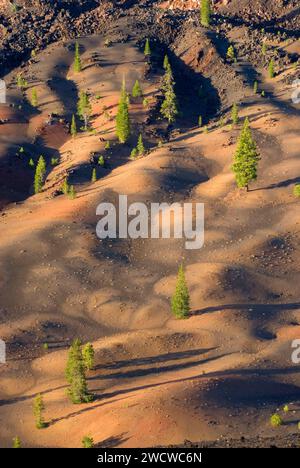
[68,185,76,200]
[144,38,151,56]
[232,118,260,191]
[62,178,70,195]
[116,82,131,143]
[231,103,239,125]
[31,88,38,107]
[17,73,27,90]
[98,155,105,167]
[253,80,258,94]
[171,264,190,320]
[132,80,142,98]
[82,343,95,371]
[82,436,94,448]
[268,59,275,78]
[34,155,46,194]
[74,41,82,73]
[91,168,97,183]
[262,42,267,56]
[33,394,46,429]
[71,114,77,138]
[160,65,178,124]
[130,147,138,160]
[105,141,111,150]
[29,158,35,168]
[77,91,92,131]
[198,115,203,127]
[137,134,145,155]
[65,339,92,404]
[200,0,211,28]
[293,184,300,197]
[12,436,21,448]
[163,55,170,70]
[227,45,235,61]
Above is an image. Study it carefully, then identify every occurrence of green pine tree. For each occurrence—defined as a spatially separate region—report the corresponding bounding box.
[31,88,38,107]
[12,436,21,448]
[17,73,27,90]
[231,103,239,125]
[268,59,275,78]
[77,91,92,131]
[33,394,46,429]
[29,158,35,168]
[82,343,95,371]
[132,80,143,98]
[144,38,151,56]
[198,115,203,127]
[163,55,170,70]
[262,42,267,56]
[65,339,92,404]
[71,114,77,138]
[293,184,300,198]
[160,65,178,124]
[253,80,258,94]
[227,45,235,61]
[98,155,105,167]
[130,147,138,160]
[82,436,94,448]
[200,0,211,28]
[91,168,97,183]
[68,185,76,200]
[137,134,145,155]
[62,178,70,195]
[232,118,260,191]
[74,41,82,73]
[116,82,131,143]
[34,155,46,194]
[171,264,190,320]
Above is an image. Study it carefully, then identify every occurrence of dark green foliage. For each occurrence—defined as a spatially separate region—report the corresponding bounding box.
[144,38,151,56]
[33,394,46,429]
[71,114,77,138]
[171,264,190,320]
[227,45,235,61]
[132,80,142,98]
[268,59,275,78]
[163,55,170,70]
[12,436,21,448]
[65,339,92,404]
[34,155,46,194]
[31,88,38,107]
[137,134,145,155]
[130,147,138,160]
[74,41,82,73]
[91,168,97,183]
[77,91,92,131]
[270,414,283,427]
[160,64,178,124]
[68,185,77,200]
[82,343,95,371]
[200,0,211,27]
[116,82,131,143]
[232,118,260,190]
[293,184,300,197]
[231,103,239,125]
[82,436,94,448]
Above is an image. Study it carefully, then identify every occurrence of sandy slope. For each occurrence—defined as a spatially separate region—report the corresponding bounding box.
[0,31,300,448]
